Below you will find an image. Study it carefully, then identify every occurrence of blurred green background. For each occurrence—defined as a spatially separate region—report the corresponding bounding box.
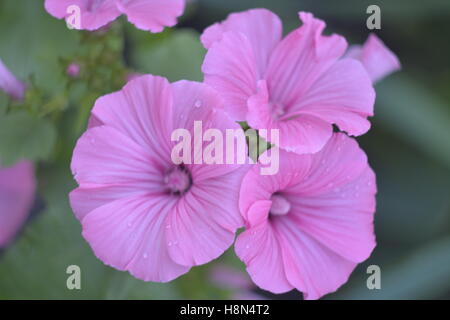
[0,0,449,299]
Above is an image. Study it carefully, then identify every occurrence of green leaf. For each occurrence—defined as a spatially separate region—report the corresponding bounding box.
[0,0,79,95]
[129,28,206,82]
[329,236,450,299]
[375,76,450,169]
[0,165,179,299]
[0,112,56,166]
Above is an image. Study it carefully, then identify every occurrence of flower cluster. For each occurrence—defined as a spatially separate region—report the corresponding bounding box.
[68,8,400,299]
[0,3,400,300]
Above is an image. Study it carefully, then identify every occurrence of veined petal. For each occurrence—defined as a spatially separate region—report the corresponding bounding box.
[119,0,185,33]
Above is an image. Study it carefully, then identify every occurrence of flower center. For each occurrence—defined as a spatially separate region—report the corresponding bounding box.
[270,194,291,216]
[164,166,191,195]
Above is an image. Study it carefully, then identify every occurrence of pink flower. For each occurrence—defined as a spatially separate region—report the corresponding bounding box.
[66,63,81,78]
[44,0,185,32]
[235,133,376,299]
[201,10,394,154]
[0,58,26,101]
[0,161,36,247]
[210,264,268,300]
[210,265,253,291]
[345,33,401,84]
[70,75,248,282]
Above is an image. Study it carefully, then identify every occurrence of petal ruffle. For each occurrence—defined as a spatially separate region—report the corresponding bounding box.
[44,0,121,30]
[289,58,375,137]
[201,8,282,75]
[265,12,348,110]
[346,33,401,83]
[119,0,185,33]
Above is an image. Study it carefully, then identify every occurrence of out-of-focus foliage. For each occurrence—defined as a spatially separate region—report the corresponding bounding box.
[0,0,449,300]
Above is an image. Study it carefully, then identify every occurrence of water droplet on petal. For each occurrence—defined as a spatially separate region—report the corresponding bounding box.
[194,100,202,108]
[168,242,172,247]
[143,253,148,259]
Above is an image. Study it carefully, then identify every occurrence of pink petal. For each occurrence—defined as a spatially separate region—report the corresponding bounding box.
[275,219,357,300]
[81,194,189,282]
[346,33,401,83]
[165,191,235,266]
[71,125,169,185]
[247,81,333,154]
[0,58,26,100]
[44,0,121,31]
[0,161,35,247]
[202,31,259,120]
[70,184,149,221]
[201,8,282,75]
[90,75,174,164]
[285,134,377,262]
[235,200,293,293]
[119,0,185,33]
[289,58,375,137]
[265,12,348,110]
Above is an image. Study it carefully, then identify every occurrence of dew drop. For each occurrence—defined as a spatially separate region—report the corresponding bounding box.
[165,224,171,229]
[168,241,172,247]
[194,100,202,108]
[143,253,148,259]
[245,245,250,249]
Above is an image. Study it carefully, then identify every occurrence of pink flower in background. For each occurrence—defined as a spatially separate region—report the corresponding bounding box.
[202,10,398,154]
[0,161,36,247]
[70,75,248,282]
[345,33,401,84]
[235,133,377,299]
[45,0,185,32]
[210,265,267,300]
[66,63,81,78]
[0,58,26,101]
